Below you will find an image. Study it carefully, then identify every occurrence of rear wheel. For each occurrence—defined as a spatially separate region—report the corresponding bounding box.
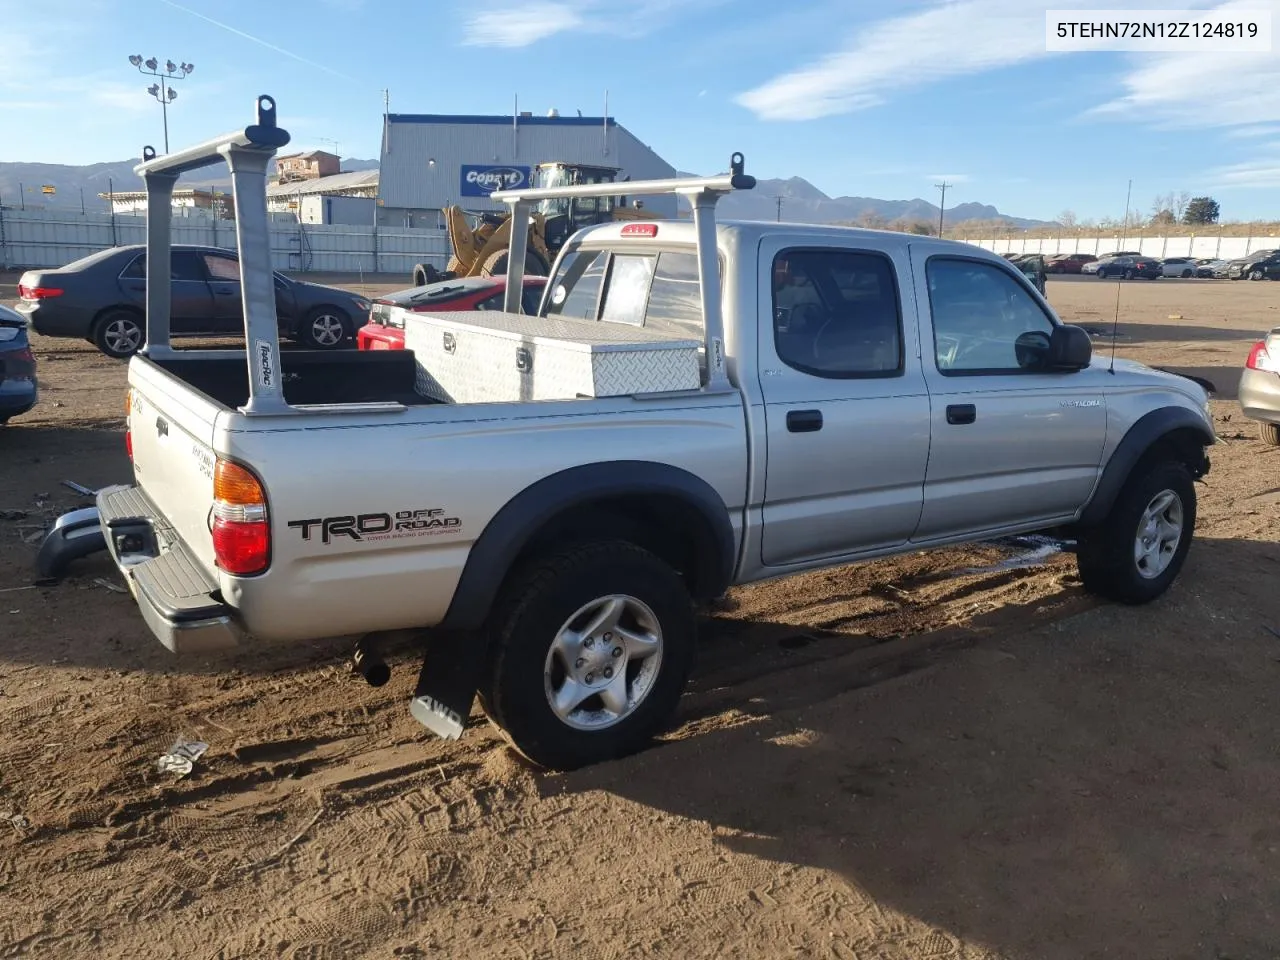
[1076,460,1196,604]
[480,248,549,280]
[1181,269,1193,278]
[92,309,145,359]
[480,541,695,770]
[1123,268,1136,280]
[1260,422,1280,446]
[300,306,351,349]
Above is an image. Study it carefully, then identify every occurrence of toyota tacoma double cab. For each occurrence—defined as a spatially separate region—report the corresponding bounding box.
[42,98,1214,770]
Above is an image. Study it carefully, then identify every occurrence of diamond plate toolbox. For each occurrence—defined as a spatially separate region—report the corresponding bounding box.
[401,310,702,403]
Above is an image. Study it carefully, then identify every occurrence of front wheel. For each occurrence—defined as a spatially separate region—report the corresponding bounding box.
[1123,268,1136,280]
[1181,269,1193,278]
[1250,268,1265,281]
[300,307,351,349]
[480,541,695,770]
[1076,460,1196,604]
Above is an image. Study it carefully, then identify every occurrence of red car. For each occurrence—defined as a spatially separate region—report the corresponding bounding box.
[357,275,549,350]
[1045,253,1098,274]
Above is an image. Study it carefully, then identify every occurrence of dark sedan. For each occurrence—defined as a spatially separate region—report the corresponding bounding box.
[16,245,372,358]
[0,304,37,423]
[1094,255,1162,280]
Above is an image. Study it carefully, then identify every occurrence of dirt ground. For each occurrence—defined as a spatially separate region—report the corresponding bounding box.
[2,273,1280,960]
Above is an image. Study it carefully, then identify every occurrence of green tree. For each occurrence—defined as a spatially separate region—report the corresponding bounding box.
[1183,197,1220,225]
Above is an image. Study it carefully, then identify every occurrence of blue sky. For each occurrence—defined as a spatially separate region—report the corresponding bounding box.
[5,0,1280,221]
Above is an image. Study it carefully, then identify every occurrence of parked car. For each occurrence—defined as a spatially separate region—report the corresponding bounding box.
[1196,259,1231,278]
[358,276,548,350]
[0,304,37,424]
[1227,249,1280,280]
[1239,330,1280,444]
[1045,253,1097,274]
[15,245,372,358]
[41,113,1214,771]
[1080,258,1108,275]
[1159,257,1199,278]
[1095,250,1143,260]
[1095,255,1162,280]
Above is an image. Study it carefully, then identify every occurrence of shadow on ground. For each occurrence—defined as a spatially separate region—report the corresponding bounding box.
[560,536,1280,960]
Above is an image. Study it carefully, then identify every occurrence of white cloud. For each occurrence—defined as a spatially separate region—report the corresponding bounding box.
[1225,124,1280,139]
[461,0,722,47]
[735,0,1082,121]
[462,2,584,47]
[1208,142,1280,188]
[1088,0,1280,129]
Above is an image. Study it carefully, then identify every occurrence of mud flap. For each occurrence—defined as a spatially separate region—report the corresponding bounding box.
[408,629,486,741]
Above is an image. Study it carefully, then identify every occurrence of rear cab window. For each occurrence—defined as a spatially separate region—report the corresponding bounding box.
[544,247,707,342]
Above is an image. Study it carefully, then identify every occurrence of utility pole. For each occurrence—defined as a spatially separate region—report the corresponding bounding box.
[775,196,783,222]
[935,181,952,238]
[128,56,194,153]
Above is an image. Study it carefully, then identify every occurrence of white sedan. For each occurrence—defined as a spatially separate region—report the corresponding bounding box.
[1160,257,1199,278]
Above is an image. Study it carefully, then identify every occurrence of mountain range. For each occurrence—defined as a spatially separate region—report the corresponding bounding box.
[0,158,1045,227]
[675,174,1047,228]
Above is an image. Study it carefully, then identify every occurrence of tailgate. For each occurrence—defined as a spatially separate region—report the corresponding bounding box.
[126,359,222,574]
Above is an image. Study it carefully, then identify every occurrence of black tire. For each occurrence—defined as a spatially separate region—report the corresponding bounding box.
[299,306,351,349]
[412,265,429,287]
[480,540,695,770]
[1123,268,1136,280]
[1076,460,1196,605]
[1250,268,1265,281]
[1259,422,1280,446]
[480,248,549,280]
[1181,269,1193,278]
[92,309,145,359]
[1096,269,1108,279]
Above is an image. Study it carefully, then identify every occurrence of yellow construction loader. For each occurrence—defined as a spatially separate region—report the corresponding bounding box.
[410,161,657,287]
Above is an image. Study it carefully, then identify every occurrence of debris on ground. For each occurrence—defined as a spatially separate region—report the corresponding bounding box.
[93,577,127,594]
[156,738,209,778]
[1,812,30,832]
[0,510,27,522]
[958,536,1069,576]
[61,481,98,497]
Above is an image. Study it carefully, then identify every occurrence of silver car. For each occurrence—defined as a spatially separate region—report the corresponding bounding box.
[1240,330,1280,444]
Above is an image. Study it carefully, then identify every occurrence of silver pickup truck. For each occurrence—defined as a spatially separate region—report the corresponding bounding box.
[43,98,1214,770]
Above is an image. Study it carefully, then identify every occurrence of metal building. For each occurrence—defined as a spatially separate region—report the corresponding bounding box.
[376,112,677,228]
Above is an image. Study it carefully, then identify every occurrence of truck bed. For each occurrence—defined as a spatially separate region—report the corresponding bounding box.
[151,350,439,409]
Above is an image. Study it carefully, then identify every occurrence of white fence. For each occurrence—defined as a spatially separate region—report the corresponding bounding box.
[964,233,1280,260]
[0,206,450,275]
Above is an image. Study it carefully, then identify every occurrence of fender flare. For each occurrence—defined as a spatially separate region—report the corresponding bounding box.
[1079,406,1214,526]
[439,461,736,631]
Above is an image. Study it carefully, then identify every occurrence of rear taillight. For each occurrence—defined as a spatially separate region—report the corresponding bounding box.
[212,459,270,576]
[1246,341,1277,372]
[124,389,133,461]
[17,285,63,299]
[6,347,35,381]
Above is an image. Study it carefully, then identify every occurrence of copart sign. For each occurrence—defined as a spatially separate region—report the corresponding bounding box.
[460,164,530,198]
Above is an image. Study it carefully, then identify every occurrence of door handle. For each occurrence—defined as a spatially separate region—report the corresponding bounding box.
[786,409,823,433]
[946,403,977,425]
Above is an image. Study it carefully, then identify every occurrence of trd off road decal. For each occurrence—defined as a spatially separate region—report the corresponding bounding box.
[288,508,461,545]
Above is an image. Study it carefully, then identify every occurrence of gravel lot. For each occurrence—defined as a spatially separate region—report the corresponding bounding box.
[1,271,1278,959]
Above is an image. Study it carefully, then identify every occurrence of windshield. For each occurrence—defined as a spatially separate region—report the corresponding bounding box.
[535,166,572,218]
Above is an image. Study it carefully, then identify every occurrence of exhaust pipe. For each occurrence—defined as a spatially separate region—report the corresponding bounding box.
[351,638,390,688]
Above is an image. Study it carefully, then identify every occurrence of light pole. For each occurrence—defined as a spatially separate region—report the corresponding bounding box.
[128,55,194,153]
[935,181,952,238]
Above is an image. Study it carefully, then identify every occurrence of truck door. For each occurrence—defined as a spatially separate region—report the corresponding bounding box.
[907,245,1107,541]
[757,239,931,566]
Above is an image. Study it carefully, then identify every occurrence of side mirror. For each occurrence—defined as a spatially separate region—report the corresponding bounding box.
[1048,324,1092,371]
